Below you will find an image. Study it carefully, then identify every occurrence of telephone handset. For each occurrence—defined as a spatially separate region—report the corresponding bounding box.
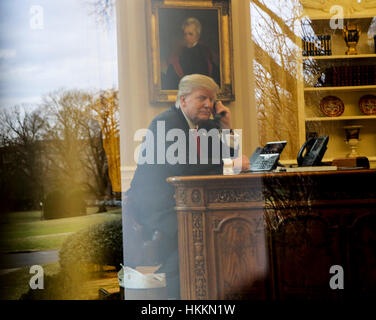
[297,136,329,167]
[249,141,287,171]
[213,101,226,128]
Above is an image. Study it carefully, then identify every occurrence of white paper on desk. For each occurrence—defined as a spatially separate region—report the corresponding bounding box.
[118,265,166,289]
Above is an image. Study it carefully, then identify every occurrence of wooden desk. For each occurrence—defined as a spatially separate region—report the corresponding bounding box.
[168,169,376,300]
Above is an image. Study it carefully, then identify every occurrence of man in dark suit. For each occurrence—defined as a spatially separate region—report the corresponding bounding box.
[124,74,249,299]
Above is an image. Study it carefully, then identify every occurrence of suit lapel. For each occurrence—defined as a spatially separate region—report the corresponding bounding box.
[174,107,191,132]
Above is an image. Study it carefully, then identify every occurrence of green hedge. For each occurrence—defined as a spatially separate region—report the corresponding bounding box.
[20,218,123,300]
[59,218,123,272]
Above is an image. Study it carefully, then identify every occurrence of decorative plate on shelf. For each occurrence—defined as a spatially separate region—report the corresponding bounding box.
[359,95,376,115]
[319,96,345,117]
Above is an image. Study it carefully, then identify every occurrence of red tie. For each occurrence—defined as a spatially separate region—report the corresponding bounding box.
[196,128,200,159]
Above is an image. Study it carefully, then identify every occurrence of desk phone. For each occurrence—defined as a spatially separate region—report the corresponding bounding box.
[249,141,287,172]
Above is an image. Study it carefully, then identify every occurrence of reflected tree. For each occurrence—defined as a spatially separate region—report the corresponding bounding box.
[251,0,303,159]
[88,89,120,194]
[84,0,116,30]
[41,89,117,212]
[0,105,46,211]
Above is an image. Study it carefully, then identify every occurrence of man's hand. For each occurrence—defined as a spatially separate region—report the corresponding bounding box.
[213,101,232,129]
[233,155,250,172]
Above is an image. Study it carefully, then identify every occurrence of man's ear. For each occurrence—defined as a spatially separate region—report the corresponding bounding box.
[179,95,186,108]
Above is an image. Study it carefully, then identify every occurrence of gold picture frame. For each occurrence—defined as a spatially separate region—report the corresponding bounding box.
[146,0,234,103]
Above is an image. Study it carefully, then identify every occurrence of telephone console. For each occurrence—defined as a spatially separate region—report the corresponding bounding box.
[249,141,287,172]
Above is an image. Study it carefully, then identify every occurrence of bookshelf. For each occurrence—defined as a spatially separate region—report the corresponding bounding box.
[298,6,376,168]
[303,53,376,60]
[306,115,376,122]
[304,85,376,92]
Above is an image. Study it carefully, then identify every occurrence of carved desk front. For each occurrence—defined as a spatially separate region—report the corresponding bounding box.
[168,169,376,300]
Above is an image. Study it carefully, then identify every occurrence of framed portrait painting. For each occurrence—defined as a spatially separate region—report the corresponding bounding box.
[146,0,234,103]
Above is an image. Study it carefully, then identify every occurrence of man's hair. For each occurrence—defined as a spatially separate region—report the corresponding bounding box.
[176,74,219,108]
[182,17,202,37]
